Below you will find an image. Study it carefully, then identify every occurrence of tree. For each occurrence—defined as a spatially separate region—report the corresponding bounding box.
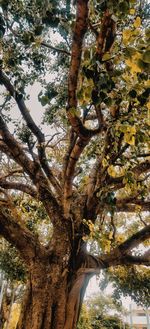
[77,304,91,329]
[78,293,129,329]
[91,314,129,329]
[0,0,150,328]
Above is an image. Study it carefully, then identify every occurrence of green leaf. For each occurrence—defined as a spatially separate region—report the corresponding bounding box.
[143,50,150,63]
[102,53,111,62]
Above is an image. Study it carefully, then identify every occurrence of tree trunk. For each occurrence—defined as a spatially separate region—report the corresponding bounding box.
[15,227,90,329]
[16,258,88,329]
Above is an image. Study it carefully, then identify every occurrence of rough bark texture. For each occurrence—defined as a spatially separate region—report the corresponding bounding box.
[15,239,89,329]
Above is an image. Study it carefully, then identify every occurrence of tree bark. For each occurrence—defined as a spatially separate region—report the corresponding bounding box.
[16,259,88,329]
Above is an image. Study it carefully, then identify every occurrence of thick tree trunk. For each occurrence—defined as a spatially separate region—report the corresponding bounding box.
[16,259,87,329]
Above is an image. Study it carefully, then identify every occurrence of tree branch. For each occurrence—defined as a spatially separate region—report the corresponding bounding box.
[0,179,37,198]
[107,160,150,190]
[0,70,61,195]
[66,0,104,139]
[116,200,150,213]
[0,120,65,227]
[0,116,37,178]
[120,253,150,266]
[0,207,45,264]
[41,41,71,56]
[63,136,89,217]
[85,225,150,271]
[64,0,108,217]
[67,0,88,110]
[118,225,150,254]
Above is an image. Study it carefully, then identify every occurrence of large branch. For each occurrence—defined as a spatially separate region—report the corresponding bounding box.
[63,0,90,217]
[67,0,88,111]
[0,116,37,178]
[0,70,61,195]
[86,157,150,218]
[106,160,150,191]
[0,120,64,227]
[84,225,150,271]
[116,200,150,212]
[119,252,150,266]
[0,207,45,264]
[63,3,117,217]
[0,179,37,198]
[117,225,150,254]
[103,225,150,267]
[64,0,109,217]
[67,0,103,139]
[63,136,89,217]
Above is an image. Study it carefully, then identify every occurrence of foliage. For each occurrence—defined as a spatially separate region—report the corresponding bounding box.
[78,293,129,329]
[0,241,26,282]
[91,314,129,329]
[77,304,92,329]
[102,266,150,308]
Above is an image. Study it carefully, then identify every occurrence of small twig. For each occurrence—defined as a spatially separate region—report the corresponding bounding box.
[0,169,23,179]
[138,213,148,227]
[45,132,61,147]
[41,42,71,56]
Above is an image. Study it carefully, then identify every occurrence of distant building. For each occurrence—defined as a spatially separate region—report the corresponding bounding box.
[126,304,150,329]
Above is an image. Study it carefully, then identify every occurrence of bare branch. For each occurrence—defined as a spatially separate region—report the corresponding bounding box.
[41,41,71,56]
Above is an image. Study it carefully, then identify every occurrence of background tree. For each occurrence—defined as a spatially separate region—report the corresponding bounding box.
[0,0,150,328]
[77,293,129,329]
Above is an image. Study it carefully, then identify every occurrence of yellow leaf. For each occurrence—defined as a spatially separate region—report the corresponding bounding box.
[102,53,111,61]
[102,158,108,168]
[116,234,124,243]
[125,59,141,73]
[134,16,141,28]
[146,101,150,110]
[120,124,136,134]
[104,240,111,252]
[107,165,125,178]
[109,232,113,239]
[125,183,132,194]
[147,102,150,125]
[130,125,136,134]
[34,37,42,47]
[135,205,142,213]
[130,8,135,15]
[124,133,135,145]
[143,239,150,247]
[144,79,150,88]
[123,29,132,45]
[107,165,117,178]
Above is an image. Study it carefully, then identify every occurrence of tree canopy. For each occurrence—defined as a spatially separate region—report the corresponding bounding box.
[77,293,129,329]
[0,0,150,328]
